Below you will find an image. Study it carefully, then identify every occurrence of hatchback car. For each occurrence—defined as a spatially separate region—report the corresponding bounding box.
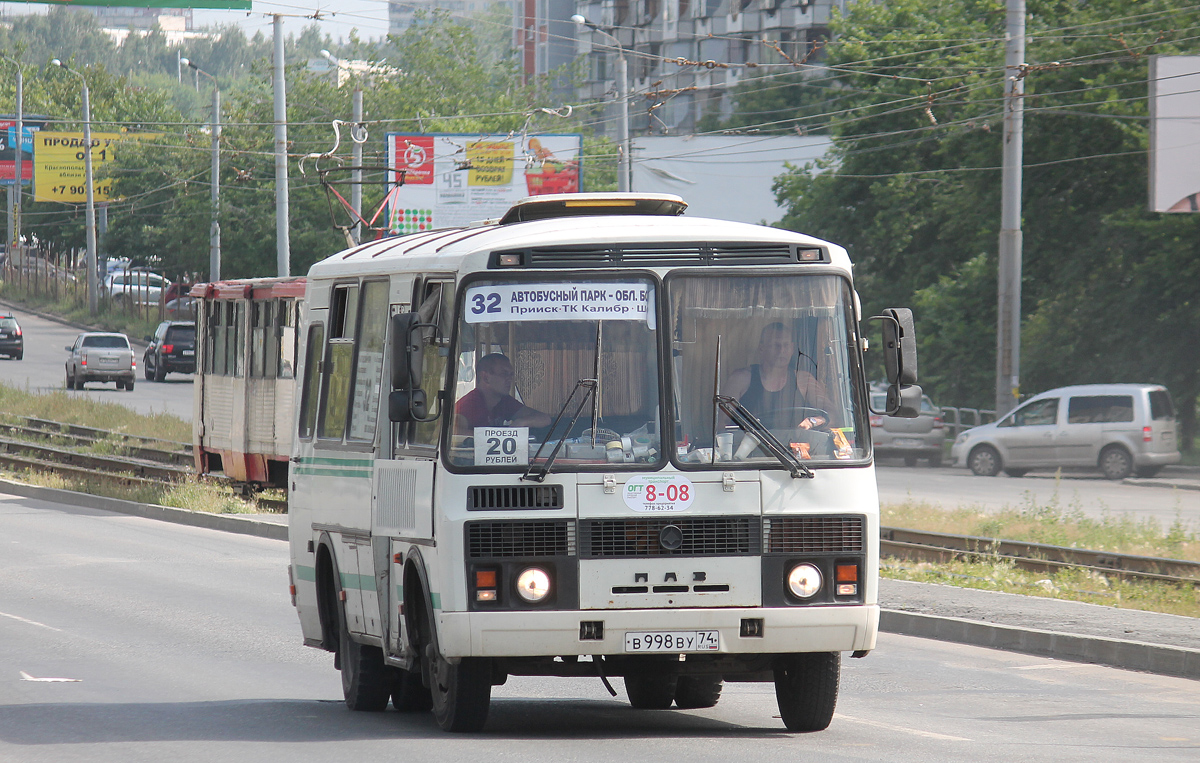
[143,321,196,381]
[951,383,1180,480]
[0,314,23,359]
[870,390,946,466]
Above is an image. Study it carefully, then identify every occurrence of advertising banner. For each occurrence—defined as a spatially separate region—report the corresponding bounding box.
[0,118,46,185]
[385,132,583,233]
[3,1,250,7]
[33,132,155,203]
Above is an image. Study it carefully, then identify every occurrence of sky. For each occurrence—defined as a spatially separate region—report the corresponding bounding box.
[0,1,395,42]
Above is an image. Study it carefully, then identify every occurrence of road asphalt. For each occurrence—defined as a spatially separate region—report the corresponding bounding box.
[3,476,1196,682]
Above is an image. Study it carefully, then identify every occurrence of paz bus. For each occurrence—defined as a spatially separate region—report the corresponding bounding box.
[285,193,921,732]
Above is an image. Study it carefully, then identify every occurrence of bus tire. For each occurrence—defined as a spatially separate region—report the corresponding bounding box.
[422,600,491,731]
[391,667,433,713]
[774,652,840,732]
[338,612,392,712]
[673,675,723,709]
[624,673,678,709]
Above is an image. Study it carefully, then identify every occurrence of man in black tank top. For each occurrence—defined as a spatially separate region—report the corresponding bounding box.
[725,322,832,430]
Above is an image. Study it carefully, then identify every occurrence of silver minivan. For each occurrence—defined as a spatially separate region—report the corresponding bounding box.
[950,383,1180,479]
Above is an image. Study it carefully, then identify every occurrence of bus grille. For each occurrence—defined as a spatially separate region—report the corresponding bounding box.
[468,485,564,511]
[580,517,761,558]
[466,521,576,558]
[763,516,865,554]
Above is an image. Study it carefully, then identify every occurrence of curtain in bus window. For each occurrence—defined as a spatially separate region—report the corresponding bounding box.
[411,282,454,448]
[348,281,389,442]
[299,323,325,439]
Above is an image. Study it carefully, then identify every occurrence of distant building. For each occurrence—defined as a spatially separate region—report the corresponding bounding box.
[87,6,193,32]
[388,0,502,34]
[574,0,848,136]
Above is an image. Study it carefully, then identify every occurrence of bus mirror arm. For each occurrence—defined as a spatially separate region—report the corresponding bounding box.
[866,308,921,419]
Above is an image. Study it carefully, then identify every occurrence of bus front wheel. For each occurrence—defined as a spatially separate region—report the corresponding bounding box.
[774,652,840,732]
[421,603,491,731]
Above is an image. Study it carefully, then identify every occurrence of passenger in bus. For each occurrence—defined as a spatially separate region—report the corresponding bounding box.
[455,353,551,432]
[726,322,832,430]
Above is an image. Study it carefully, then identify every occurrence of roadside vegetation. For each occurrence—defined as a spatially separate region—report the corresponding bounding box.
[0,283,161,344]
[0,382,189,441]
[882,495,1200,618]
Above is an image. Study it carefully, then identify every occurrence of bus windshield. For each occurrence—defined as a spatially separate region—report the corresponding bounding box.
[447,276,662,471]
[668,273,867,467]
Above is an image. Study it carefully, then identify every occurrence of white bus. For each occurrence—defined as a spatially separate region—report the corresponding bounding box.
[287,193,921,732]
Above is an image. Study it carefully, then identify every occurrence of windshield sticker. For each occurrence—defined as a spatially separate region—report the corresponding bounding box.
[474,427,529,466]
[464,283,654,326]
[622,474,695,513]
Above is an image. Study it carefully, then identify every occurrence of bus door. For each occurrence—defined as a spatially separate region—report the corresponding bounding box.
[378,277,454,655]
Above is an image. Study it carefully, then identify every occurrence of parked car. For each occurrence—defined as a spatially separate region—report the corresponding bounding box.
[870,389,946,466]
[163,296,197,319]
[143,321,196,381]
[0,314,23,360]
[951,383,1180,480]
[65,332,136,391]
[105,269,171,306]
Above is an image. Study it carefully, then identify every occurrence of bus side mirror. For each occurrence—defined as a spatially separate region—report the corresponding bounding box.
[389,389,427,422]
[390,312,424,390]
[868,308,921,418]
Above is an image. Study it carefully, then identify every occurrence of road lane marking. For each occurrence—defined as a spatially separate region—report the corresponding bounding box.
[0,610,63,632]
[835,714,972,741]
[19,671,81,682]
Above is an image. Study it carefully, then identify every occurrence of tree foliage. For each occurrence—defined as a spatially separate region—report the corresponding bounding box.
[765,0,1200,447]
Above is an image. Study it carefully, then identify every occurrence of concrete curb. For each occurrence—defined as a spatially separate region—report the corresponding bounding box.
[3,478,1195,681]
[1123,477,1200,492]
[0,478,287,541]
[880,609,1200,681]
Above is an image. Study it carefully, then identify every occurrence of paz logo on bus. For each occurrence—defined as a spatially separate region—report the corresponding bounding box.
[622,474,694,513]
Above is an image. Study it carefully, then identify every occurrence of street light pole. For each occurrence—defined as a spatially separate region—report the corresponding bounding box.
[572,14,631,192]
[996,0,1025,416]
[182,58,221,282]
[52,60,98,315]
[273,14,291,277]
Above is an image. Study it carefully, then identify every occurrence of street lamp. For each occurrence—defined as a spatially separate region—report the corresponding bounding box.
[319,49,341,86]
[50,59,98,315]
[1,55,23,264]
[181,58,222,282]
[571,14,631,192]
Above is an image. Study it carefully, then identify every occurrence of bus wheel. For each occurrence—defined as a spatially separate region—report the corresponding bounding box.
[625,673,678,709]
[422,606,491,731]
[392,667,433,713]
[674,675,723,709]
[339,614,392,712]
[774,652,840,732]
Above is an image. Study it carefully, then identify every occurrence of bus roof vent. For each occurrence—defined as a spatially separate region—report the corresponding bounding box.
[490,242,804,268]
[498,193,687,225]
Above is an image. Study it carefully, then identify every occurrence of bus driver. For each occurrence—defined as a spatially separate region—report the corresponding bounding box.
[726,322,833,431]
[455,353,551,433]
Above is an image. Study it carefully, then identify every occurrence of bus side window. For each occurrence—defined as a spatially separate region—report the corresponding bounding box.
[319,284,360,441]
[408,280,453,449]
[299,323,325,440]
[347,280,389,442]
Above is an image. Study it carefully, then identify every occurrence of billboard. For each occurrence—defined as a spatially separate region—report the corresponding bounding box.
[385,133,583,232]
[0,118,46,186]
[33,132,154,203]
[1149,55,1200,212]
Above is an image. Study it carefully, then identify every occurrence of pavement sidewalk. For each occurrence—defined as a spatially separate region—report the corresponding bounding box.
[1,477,1196,681]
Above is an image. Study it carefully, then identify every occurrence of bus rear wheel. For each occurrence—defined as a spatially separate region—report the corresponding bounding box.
[339,612,392,712]
[624,673,678,709]
[391,667,432,713]
[774,652,840,732]
[422,604,491,731]
[674,675,723,709]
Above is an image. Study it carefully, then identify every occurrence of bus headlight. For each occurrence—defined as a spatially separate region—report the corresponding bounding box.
[515,567,552,603]
[787,563,822,599]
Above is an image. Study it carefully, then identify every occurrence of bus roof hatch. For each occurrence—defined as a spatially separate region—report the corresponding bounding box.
[498,193,687,225]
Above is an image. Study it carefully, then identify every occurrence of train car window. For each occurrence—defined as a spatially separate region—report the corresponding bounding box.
[279,300,297,379]
[251,302,267,378]
[409,280,454,449]
[348,280,389,442]
[230,301,245,378]
[319,284,360,440]
[207,301,223,375]
[299,323,325,440]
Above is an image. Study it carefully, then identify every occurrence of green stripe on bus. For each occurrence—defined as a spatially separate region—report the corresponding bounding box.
[430,592,441,610]
[293,467,372,478]
[339,572,374,591]
[295,565,316,582]
[297,456,374,466]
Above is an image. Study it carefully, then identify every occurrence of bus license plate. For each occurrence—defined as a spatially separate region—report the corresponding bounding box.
[624,630,719,652]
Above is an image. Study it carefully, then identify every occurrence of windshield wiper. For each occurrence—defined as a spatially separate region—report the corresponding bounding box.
[521,378,598,483]
[714,394,814,479]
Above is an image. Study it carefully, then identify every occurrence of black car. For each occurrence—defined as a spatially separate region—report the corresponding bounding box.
[0,315,23,360]
[143,321,196,380]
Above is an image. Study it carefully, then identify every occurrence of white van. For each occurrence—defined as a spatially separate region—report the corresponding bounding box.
[951,383,1180,479]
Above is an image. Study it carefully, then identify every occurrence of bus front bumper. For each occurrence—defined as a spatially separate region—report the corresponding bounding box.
[437,604,878,658]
